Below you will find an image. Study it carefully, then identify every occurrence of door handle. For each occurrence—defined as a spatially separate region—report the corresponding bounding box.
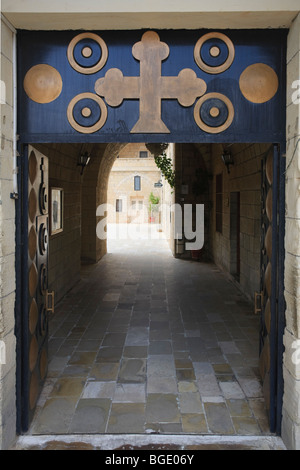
[46,290,55,314]
[254,291,263,315]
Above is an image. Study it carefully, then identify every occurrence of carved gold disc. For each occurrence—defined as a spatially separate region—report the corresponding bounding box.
[24,64,63,104]
[239,63,279,104]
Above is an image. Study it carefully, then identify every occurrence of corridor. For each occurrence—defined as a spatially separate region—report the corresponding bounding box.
[27,224,270,436]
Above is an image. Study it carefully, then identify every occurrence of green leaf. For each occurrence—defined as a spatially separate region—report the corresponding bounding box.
[154,152,175,188]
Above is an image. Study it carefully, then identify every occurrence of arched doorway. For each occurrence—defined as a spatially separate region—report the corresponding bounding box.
[15,28,286,436]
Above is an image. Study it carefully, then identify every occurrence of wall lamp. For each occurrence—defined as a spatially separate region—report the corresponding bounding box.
[221,149,234,174]
[77,151,91,175]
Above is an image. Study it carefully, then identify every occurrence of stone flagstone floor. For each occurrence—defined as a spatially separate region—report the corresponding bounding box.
[27,224,271,436]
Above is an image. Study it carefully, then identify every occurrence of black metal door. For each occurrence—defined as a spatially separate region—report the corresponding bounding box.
[258,144,285,434]
[18,145,54,432]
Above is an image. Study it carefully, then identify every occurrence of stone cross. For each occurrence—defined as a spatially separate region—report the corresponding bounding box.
[95,31,207,133]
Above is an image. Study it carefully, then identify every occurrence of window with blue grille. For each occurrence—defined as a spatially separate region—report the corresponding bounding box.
[134,175,141,191]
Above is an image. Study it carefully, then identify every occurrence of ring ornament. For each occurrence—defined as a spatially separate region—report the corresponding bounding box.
[194,32,235,74]
[67,32,108,75]
[194,92,234,134]
[67,93,107,134]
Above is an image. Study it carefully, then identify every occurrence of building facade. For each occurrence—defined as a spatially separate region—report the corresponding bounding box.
[107,144,163,224]
[0,1,300,450]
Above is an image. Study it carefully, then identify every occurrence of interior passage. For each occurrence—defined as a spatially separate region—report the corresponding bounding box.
[28,224,270,435]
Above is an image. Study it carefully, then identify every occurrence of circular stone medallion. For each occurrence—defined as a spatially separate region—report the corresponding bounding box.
[24,64,63,104]
[239,63,279,104]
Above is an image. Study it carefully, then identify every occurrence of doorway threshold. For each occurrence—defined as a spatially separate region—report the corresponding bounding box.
[11,433,286,450]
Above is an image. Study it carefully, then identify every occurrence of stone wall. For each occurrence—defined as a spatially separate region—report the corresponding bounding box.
[174,142,264,301]
[34,144,82,303]
[29,143,140,305]
[210,143,269,302]
[0,17,16,449]
[282,12,300,450]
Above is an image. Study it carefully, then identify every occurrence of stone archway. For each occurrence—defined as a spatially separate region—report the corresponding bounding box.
[81,143,128,263]
[15,26,288,439]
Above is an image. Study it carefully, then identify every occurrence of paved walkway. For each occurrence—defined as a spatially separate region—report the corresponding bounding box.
[27,224,273,439]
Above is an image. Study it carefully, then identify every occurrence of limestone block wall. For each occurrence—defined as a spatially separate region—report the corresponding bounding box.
[210,143,267,302]
[175,142,263,301]
[282,12,300,450]
[81,147,103,264]
[0,17,16,449]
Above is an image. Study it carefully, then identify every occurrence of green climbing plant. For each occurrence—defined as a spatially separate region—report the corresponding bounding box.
[148,192,160,215]
[149,192,160,206]
[154,152,175,189]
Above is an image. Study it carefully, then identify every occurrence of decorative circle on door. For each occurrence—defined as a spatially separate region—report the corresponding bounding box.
[67,32,108,74]
[28,150,38,185]
[39,304,47,336]
[23,64,63,104]
[239,63,279,104]
[39,183,48,215]
[39,223,48,255]
[29,335,38,372]
[28,225,37,260]
[28,188,37,223]
[194,32,235,74]
[29,372,39,410]
[29,298,38,335]
[39,264,48,296]
[194,93,234,133]
[28,262,38,297]
[67,92,107,133]
[266,151,273,185]
[265,225,272,260]
[266,188,273,222]
[264,262,272,297]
